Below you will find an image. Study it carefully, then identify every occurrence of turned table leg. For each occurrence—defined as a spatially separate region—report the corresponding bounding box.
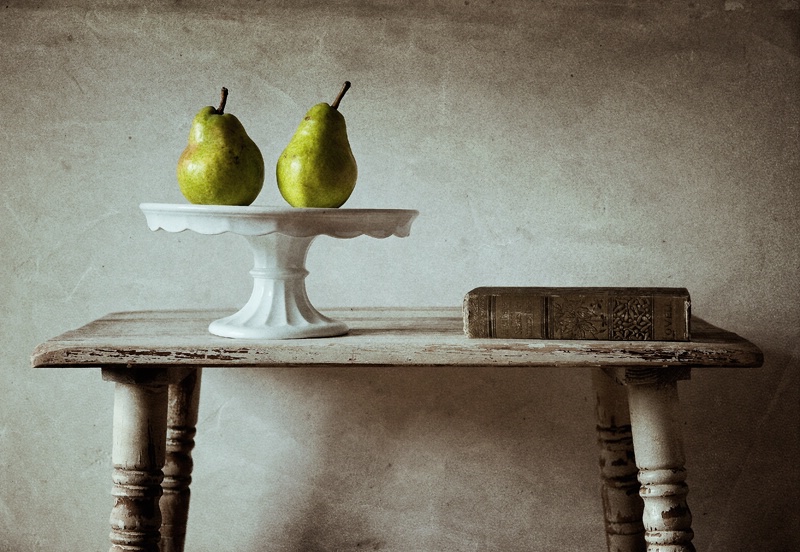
[593,368,646,552]
[104,372,169,552]
[627,379,695,552]
[161,368,202,552]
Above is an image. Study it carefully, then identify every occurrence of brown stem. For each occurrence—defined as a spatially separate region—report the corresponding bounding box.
[331,81,351,110]
[217,87,228,114]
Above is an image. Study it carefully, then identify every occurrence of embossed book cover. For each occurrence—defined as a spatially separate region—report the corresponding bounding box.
[463,287,690,341]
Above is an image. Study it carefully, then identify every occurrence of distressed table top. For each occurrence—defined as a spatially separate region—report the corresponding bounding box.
[31,308,763,370]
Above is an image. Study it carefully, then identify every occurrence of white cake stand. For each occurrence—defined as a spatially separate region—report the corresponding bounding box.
[140,203,418,339]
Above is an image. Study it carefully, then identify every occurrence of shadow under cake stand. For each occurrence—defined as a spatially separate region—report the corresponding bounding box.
[140,203,418,339]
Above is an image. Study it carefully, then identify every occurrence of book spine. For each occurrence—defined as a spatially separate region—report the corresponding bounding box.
[464,290,690,341]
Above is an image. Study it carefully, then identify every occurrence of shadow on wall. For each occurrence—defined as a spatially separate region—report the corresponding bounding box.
[682,344,800,552]
[217,365,601,551]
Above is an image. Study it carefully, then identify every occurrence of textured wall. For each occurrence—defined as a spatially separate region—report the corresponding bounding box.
[1,1,798,551]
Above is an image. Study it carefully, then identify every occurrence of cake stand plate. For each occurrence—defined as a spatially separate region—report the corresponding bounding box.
[140,203,418,339]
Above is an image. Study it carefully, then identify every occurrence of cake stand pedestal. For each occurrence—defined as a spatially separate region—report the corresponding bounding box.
[140,203,418,339]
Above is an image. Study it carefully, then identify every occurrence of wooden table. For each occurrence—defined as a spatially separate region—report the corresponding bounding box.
[31,308,763,552]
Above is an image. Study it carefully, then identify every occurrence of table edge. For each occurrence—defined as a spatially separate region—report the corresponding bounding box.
[31,308,765,370]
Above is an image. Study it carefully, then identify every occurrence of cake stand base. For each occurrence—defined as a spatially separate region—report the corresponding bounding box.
[208,233,349,339]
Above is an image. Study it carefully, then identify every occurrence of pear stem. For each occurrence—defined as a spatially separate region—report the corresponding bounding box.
[217,87,229,114]
[331,81,351,110]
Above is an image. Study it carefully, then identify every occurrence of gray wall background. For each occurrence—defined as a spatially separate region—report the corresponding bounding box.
[1,1,798,551]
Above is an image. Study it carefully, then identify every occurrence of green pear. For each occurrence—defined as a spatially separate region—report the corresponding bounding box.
[276,82,358,208]
[177,88,265,206]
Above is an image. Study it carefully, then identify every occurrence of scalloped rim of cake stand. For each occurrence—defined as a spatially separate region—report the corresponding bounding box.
[140,202,418,239]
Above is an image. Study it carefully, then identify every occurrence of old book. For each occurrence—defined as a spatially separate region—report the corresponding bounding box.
[463,287,690,341]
